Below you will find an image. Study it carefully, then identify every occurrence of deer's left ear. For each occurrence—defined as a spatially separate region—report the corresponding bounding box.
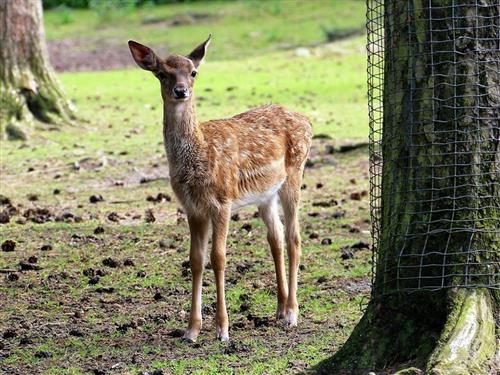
[187,34,212,68]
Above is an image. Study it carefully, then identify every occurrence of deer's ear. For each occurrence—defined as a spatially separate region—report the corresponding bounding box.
[128,40,158,71]
[187,34,211,68]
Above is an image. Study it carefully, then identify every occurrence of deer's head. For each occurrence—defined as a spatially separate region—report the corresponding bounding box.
[128,35,211,103]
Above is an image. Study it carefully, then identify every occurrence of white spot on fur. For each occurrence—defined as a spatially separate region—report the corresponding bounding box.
[232,181,284,211]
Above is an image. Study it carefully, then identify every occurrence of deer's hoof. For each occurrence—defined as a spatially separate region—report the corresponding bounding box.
[216,326,229,342]
[276,306,287,320]
[218,334,230,342]
[182,329,199,343]
[284,310,298,328]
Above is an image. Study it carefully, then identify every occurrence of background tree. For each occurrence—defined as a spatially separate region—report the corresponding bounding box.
[316,0,499,373]
[0,0,74,140]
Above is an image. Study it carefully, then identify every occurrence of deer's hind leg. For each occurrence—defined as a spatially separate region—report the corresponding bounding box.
[258,195,288,320]
[279,171,303,327]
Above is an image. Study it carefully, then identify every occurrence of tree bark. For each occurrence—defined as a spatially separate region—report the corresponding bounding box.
[0,0,74,140]
[314,0,499,373]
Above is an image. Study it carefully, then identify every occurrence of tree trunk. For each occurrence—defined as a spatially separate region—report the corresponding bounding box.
[0,0,74,140]
[314,0,499,373]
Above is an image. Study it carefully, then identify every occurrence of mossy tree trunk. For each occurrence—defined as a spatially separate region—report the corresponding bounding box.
[0,0,74,140]
[315,0,499,374]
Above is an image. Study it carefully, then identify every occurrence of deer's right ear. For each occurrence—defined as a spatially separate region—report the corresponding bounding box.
[128,40,158,71]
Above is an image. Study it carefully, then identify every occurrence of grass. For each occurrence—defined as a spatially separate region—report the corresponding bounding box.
[1,150,372,374]
[44,0,366,61]
[1,1,371,374]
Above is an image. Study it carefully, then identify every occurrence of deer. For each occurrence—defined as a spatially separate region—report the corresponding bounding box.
[128,35,312,342]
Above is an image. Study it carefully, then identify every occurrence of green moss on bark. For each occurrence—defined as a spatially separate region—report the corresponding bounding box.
[0,0,75,141]
[313,0,499,373]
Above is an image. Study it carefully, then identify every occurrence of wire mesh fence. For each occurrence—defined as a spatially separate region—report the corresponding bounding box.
[366,0,500,295]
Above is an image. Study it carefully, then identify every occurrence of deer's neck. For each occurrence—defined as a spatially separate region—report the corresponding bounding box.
[162,100,206,171]
[163,100,198,138]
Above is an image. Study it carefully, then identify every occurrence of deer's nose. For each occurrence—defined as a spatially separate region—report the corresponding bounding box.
[173,86,189,99]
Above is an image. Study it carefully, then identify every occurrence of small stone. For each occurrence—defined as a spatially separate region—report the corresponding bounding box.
[102,257,119,268]
[1,239,16,252]
[348,225,361,233]
[241,223,252,232]
[145,209,156,223]
[341,250,355,260]
[351,241,370,250]
[136,271,146,278]
[321,238,332,245]
[146,193,171,203]
[94,226,105,235]
[295,47,311,57]
[0,195,11,205]
[153,291,163,301]
[82,268,95,277]
[0,211,10,224]
[27,193,39,201]
[19,336,32,345]
[69,329,84,337]
[3,329,17,339]
[89,194,104,203]
[16,217,26,225]
[95,287,114,293]
[35,350,52,358]
[107,212,120,222]
[123,259,135,267]
[19,261,42,271]
[158,239,170,249]
[332,211,345,219]
[350,192,362,200]
[317,276,328,284]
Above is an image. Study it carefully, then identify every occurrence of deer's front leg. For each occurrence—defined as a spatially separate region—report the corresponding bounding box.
[183,214,209,343]
[211,206,230,341]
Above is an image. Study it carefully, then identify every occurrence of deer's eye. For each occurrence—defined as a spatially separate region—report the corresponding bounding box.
[156,72,166,80]
[191,70,197,78]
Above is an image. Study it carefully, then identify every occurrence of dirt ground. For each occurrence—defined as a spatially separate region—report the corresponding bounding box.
[48,37,150,72]
[0,140,372,374]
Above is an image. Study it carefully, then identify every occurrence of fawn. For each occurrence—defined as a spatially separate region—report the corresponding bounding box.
[128,35,312,342]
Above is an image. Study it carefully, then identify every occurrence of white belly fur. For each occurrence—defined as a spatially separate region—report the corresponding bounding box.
[232,181,284,211]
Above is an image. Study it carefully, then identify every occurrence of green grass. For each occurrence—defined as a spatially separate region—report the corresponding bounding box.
[1,149,373,374]
[1,36,367,180]
[44,0,366,61]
